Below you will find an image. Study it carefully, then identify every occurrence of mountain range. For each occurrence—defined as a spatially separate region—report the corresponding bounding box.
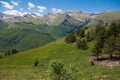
[0,10,120,51]
[0,11,98,24]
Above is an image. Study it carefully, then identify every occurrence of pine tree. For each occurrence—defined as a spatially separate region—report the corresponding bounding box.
[107,22,119,37]
[92,41,102,60]
[81,39,88,50]
[103,35,116,59]
[115,34,120,55]
[93,26,106,59]
[80,29,85,38]
[86,31,91,42]
[76,39,82,49]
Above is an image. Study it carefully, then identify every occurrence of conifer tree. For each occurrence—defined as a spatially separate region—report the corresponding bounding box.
[103,35,115,59]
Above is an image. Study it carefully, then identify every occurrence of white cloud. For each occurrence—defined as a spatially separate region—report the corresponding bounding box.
[11,0,18,6]
[34,13,42,16]
[28,2,35,10]
[2,10,42,17]
[3,10,23,16]
[52,8,63,13]
[22,12,31,15]
[20,8,23,11]
[0,1,14,9]
[37,6,46,12]
[22,12,41,16]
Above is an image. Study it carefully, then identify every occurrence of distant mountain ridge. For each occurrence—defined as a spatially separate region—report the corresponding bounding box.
[0,10,120,51]
[0,11,98,25]
[1,10,120,26]
[86,11,120,27]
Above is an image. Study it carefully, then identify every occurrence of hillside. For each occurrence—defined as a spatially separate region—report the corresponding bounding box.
[0,20,9,30]
[0,10,120,52]
[0,22,55,51]
[86,11,120,27]
[0,39,119,80]
[0,10,98,52]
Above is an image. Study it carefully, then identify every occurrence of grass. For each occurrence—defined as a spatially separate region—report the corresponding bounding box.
[0,39,119,80]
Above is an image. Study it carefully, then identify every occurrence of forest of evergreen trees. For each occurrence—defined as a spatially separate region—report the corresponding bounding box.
[65,21,120,60]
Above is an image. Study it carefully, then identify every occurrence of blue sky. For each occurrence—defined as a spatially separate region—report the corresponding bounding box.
[0,0,120,16]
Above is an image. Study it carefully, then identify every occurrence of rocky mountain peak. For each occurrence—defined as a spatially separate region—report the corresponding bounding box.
[0,10,98,24]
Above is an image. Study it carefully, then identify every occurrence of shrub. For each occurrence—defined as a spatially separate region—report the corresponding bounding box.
[50,61,74,80]
[0,55,2,58]
[65,33,76,43]
[76,39,88,50]
[34,60,39,66]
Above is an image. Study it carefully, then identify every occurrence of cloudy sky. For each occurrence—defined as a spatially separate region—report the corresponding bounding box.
[0,0,120,16]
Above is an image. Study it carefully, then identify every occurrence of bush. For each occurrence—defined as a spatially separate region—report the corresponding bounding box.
[50,61,74,80]
[76,39,88,50]
[0,55,2,58]
[5,49,18,56]
[34,60,39,66]
[65,33,76,43]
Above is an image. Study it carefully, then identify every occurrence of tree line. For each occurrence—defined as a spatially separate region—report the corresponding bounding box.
[65,21,120,60]
[93,21,120,60]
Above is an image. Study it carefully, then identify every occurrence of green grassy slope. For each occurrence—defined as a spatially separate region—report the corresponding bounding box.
[0,39,119,80]
[0,22,55,51]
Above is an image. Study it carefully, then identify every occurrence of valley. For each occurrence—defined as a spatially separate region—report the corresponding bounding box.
[0,3,120,79]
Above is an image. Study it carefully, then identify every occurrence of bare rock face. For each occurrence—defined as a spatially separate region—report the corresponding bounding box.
[42,11,98,25]
[67,11,98,22]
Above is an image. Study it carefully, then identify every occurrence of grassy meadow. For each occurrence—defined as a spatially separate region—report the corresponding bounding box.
[0,39,119,80]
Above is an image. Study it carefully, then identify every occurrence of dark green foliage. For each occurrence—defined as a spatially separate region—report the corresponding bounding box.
[93,21,120,59]
[115,34,120,54]
[90,61,95,65]
[103,35,116,59]
[12,49,18,54]
[65,33,76,43]
[95,25,106,41]
[76,39,88,50]
[86,29,95,42]
[92,41,102,60]
[107,22,120,37]
[80,29,85,38]
[5,49,18,56]
[103,21,120,58]
[93,25,106,59]
[34,60,39,66]
[50,61,65,80]
[86,31,91,42]
[0,55,2,58]
[50,61,74,80]
[65,28,89,50]
[76,29,85,38]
